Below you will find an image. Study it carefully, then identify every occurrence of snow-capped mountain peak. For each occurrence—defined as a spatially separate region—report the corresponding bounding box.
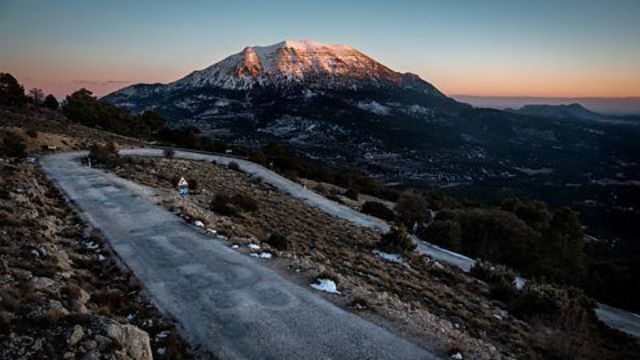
[170,40,441,94]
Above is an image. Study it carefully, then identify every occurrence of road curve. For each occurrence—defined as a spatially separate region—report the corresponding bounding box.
[116,148,640,338]
[41,151,434,359]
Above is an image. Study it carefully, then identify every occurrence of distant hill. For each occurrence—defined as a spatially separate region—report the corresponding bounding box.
[453,95,640,115]
[508,103,605,120]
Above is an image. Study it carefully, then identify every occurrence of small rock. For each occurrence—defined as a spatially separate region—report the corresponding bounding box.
[80,339,97,351]
[81,351,100,360]
[67,325,85,346]
[94,335,112,350]
[450,352,463,360]
[448,316,465,329]
[31,277,55,291]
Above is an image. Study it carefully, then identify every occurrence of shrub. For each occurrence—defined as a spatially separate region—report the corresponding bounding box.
[211,192,258,216]
[470,261,518,302]
[250,149,267,165]
[266,232,288,250]
[344,188,359,201]
[395,190,430,227]
[227,161,241,171]
[378,224,416,254]
[186,178,198,191]
[0,132,27,158]
[361,201,396,222]
[88,142,120,168]
[419,220,462,251]
[26,129,38,138]
[163,148,175,158]
[510,282,596,322]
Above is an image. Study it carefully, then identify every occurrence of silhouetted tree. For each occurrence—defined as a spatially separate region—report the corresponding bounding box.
[43,94,59,110]
[28,88,45,105]
[0,73,28,107]
[539,207,585,283]
[502,197,552,233]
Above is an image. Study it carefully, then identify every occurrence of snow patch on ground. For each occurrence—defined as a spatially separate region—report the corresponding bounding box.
[250,252,273,259]
[248,243,261,250]
[357,101,390,115]
[310,278,340,294]
[514,167,554,175]
[372,249,403,263]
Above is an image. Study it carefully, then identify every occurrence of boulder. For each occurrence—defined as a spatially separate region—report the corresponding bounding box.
[102,320,152,360]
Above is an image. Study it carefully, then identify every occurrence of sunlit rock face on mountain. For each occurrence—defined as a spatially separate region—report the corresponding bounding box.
[169,40,444,94]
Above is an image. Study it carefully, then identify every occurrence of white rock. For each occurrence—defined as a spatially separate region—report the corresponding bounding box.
[310,278,340,294]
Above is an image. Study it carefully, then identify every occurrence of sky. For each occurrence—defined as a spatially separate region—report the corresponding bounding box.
[1,0,639,99]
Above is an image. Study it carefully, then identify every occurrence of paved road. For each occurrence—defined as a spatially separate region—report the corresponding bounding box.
[117,148,640,338]
[41,152,435,359]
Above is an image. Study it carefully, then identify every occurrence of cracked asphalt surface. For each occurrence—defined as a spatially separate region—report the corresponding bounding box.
[41,151,435,359]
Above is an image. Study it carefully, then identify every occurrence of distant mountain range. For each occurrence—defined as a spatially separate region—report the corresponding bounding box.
[453,95,640,115]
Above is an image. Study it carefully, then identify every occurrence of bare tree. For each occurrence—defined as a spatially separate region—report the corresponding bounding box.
[29,88,45,105]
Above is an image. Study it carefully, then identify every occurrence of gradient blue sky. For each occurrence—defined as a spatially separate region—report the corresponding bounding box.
[1,0,639,98]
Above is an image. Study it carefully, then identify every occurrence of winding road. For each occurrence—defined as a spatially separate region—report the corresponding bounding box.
[120,148,640,338]
[42,147,640,360]
[41,151,434,359]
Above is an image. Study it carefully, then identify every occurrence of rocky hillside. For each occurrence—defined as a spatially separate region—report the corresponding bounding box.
[109,156,640,359]
[0,110,193,359]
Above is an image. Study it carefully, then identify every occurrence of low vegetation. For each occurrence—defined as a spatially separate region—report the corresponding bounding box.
[377,224,415,254]
[210,192,258,216]
[361,200,396,222]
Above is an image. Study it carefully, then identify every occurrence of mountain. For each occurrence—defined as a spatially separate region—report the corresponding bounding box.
[508,103,605,120]
[106,40,452,102]
[103,40,640,196]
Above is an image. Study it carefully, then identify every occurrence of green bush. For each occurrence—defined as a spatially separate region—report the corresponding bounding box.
[361,201,396,222]
[378,224,416,254]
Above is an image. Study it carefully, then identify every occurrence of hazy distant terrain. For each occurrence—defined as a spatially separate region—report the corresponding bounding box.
[453,95,640,115]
